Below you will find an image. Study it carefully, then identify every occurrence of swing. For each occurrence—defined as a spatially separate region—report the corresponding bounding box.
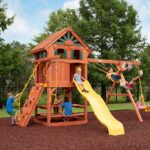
[136,67,150,112]
[106,64,123,83]
[90,63,121,83]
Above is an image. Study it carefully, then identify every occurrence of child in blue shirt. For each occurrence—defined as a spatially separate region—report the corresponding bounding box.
[61,96,72,115]
[6,92,21,125]
[73,67,89,92]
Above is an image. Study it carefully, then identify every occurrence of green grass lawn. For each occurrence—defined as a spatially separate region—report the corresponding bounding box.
[1,102,150,118]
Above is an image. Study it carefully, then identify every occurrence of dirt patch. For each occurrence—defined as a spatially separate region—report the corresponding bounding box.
[0,110,150,150]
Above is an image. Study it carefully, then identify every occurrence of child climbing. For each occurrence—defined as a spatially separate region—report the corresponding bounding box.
[73,67,89,93]
[61,96,72,115]
[6,92,22,125]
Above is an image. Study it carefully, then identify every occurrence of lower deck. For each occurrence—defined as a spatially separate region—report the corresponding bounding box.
[34,104,88,126]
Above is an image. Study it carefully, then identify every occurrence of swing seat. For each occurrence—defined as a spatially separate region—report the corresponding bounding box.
[143,105,150,112]
[111,74,121,81]
[109,75,120,83]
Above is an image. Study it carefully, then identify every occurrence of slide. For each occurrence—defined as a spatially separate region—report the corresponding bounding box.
[74,80,125,136]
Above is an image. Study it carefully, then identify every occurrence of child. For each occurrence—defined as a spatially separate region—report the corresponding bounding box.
[106,63,130,82]
[61,96,72,115]
[73,67,89,93]
[6,92,22,125]
[122,70,143,89]
[136,100,145,111]
[106,64,143,89]
[53,94,63,114]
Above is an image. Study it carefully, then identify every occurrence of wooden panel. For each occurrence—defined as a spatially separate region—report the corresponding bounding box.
[34,119,88,127]
[50,61,70,87]
[37,63,46,83]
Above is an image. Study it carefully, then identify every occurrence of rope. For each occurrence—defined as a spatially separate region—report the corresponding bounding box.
[98,63,108,70]
[110,64,118,72]
[18,62,40,122]
[90,64,121,83]
[90,64,107,74]
[137,66,145,105]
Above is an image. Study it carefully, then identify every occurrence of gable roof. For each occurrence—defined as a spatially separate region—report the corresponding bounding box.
[31,27,92,53]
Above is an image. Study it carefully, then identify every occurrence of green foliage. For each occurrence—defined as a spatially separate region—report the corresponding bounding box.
[0,41,33,101]
[79,0,145,60]
[0,0,14,34]
[139,45,150,100]
[33,33,49,44]
[34,9,79,44]
[140,45,150,81]
[45,9,79,33]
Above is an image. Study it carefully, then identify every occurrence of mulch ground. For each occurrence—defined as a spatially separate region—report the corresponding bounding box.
[0,110,150,150]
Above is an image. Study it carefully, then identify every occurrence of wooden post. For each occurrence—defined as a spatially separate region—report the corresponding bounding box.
[115,85,118,103]
[68,88,72,102]
[106,82,116,104]
[47,62,52,125]
[84,64,88,121]
[126,89,143,122]
[47,88,51,125]
[35,105,38,119]
[34,63,38,83]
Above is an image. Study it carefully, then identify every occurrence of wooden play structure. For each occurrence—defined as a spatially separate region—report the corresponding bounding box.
[18,27,91,127]
[17,27,144,134]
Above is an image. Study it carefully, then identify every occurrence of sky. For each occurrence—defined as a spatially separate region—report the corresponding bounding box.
[1,0,150,44]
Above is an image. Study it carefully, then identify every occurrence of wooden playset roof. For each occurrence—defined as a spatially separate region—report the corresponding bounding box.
[31,27,92,53]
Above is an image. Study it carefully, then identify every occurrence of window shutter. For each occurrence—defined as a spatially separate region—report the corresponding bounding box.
[71,51,74,59]
[64,50,67,58]
[54,49,58,55]
[79,51,83,59]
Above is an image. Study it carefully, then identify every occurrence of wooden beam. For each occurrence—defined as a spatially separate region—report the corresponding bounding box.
[46,120,88,127]
[33,58,51,63]
[47,88,51,126]
[50,59,88,64]
[108,93,134,97]
[106,82,116,104]
[126,89,143,122]
[88,58,141,65]
[84,64,88,121]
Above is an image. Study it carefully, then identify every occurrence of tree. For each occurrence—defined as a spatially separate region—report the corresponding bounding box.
[34,9,79,44]
[0,41,33,104]
[0,0,14,35]
[140,45,150,100]
[79,0,145,59]
[78,0,145,99]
